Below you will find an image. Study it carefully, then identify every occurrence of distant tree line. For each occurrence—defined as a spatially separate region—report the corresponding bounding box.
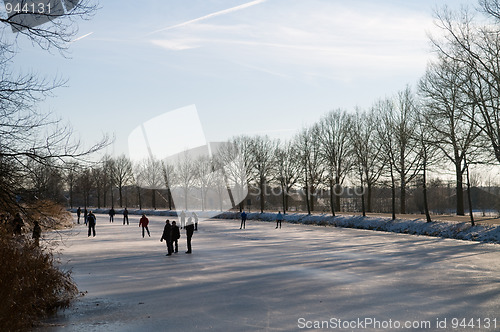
[6,1,500,226]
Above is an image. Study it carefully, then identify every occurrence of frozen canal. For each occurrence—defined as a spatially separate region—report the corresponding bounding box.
[41,213,500,331]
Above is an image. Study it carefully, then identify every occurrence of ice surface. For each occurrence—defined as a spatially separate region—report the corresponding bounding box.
[39,214,500,331]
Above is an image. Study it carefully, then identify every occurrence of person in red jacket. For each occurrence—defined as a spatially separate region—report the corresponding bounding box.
[139,214,151,238]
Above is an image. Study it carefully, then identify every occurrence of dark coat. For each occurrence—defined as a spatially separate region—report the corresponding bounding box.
[172,225,180,240]
[185,224,194,237]
[161,223,172,241]
[87,213,96,226]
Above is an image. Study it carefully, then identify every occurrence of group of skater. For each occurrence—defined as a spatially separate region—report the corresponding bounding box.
[240,211,284,229]
[75,208,198,254]
[77,207,129,225]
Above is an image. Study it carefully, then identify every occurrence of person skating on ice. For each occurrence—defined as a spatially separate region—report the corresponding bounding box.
[160,219,173,256]
[87,211,96,237]
[172,221,180,253]
[240,211,247,229]
[77,207,81,224]
[276,211,283,229]
[185,216,194,254]
[123,207,129,225]
[139,214,151,238]
[109,207,116,223]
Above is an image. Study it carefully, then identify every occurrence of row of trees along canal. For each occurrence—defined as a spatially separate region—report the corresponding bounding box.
[6,1,500,227]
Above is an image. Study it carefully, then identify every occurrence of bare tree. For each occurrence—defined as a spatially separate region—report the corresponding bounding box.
[431,5,500,164]
[193,155,214,211]
[112,155,133,208]
[319,109,354,215]
[136,157,163,209]
[175,151,196,210]
[480,0,500,20]
[419,55,483,216]
[383,87,423,214]
[161,161,175,210]
[65,161,79,208]
[75,167,93,208]
[0,0,107,220]
[296,125,324,214]
[249,136,276,213]
[376,98,399,220]
[216,137,253,211]
[274,139,301,214]
[350,109,385,213]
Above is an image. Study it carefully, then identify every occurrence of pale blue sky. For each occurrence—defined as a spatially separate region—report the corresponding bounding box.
[12,0,462,157]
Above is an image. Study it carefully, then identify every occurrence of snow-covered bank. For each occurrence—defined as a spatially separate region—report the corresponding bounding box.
[69,208,500,244]
[215,211,500,244]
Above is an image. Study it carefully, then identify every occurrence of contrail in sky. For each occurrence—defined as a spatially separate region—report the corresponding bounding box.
[147,0,267,35]
[72,32,94,42]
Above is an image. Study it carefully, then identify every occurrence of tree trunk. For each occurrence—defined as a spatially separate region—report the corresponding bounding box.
[335,175,341,212]
[329,179,336,217]
[281,184,287,215]
[167,188,172,210]
[260,180,265,213]
[119,185,123,208]
[367,182,372,212]
[360,185,366,217]
[455,162,465,216]
[422,156,432,223]
[465,157,475,226]
[310,185,315,212]
[400,176,406,214]
[390,162,396,220]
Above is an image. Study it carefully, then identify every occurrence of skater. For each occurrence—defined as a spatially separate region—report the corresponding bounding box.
[160,219,173,256]
[32,220,41,246]
[276,211,283,229]
[109,207,116,223]
[84,208,88,225]
[193,211,199,231]
[87,211,96,237]
[77,207,81,224]
[12,213,24,235]
[179,210,186,229]
[123,207,129,225]
[185,217,194,254]
[172,221,180,253]
[240,211,247,229]
[139,214,151,238]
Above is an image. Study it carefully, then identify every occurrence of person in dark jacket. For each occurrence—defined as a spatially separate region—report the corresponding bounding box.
[160,219,173,256]
[185,217,194,254]
[84,208,88,225]
[87,211,96,237]
[276,211,283,229]
[32,220,41,246]
[77,207,81,224]
[172,221,180,253]
[139,214,151,238]
[109,208,116,223]
[123,207,129,225]
[240,211,247,229]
